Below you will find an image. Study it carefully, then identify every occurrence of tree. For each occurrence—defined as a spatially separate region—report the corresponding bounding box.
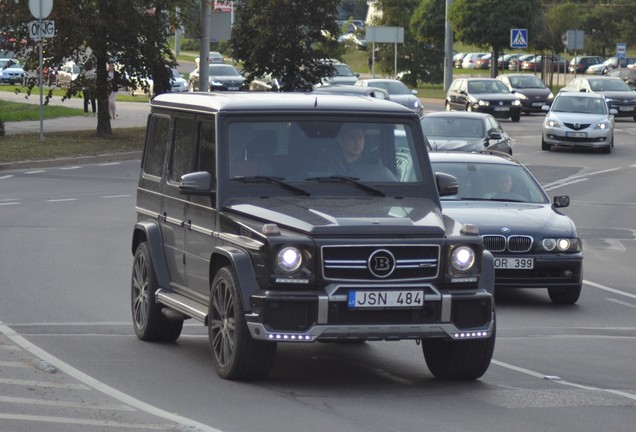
[410,0,446,85]
[230,0,342,92]
[450,0,542,77]
[0,0,196,137]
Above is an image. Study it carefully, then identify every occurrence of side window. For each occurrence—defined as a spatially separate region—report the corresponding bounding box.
[197,119,217,189]
[143,115,170,177]
[170,116,196,183]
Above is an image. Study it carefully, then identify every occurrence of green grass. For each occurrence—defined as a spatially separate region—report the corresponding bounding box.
[0,99,83,121]
[0,128,145,164]
[0,84,149,103]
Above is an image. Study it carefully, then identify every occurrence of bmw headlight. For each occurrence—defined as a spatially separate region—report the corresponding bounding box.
[541,238,581,252]
[277,246,302,273]
[451,246,475,272]
[413,100,421,108]
[478,100,490,106]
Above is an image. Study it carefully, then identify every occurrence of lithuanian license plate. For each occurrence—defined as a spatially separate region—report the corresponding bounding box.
[348,290,424,309]
[566,131,586,138]
[494,106,510,111]
[494,257,534,269]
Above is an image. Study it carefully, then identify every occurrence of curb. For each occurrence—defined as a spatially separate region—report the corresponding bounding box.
[0,151,142,171]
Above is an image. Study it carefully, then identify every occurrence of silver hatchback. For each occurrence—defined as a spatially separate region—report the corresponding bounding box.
[541,92,616,153]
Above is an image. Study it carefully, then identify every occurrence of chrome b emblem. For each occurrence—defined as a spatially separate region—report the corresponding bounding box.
[368,249,396,278]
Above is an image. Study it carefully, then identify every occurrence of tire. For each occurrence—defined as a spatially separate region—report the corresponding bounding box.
[511,113,520,122]
[602,135,614,153]
[422,314,496,380]
[131,242,183,342]
[445,101,452,111]
[548,285,582,305]
[541,138,551,151]
[209,266,276,380]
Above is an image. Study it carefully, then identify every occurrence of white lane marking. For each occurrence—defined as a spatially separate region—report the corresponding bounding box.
[24,170,46,174]
[0,202,20,206]
[543,167,622,190]
[0,395,134,412]
[60,166,81,170]
[98,162,121,166]
[0,175,13,180]
[0,413,168,430]
[606,298,636,309]
[585,280,636,300]
[0,321,223,432]
[46,198,78,202]
[103,194,132,198]
[544,177,588,191]
[0,378,90,390]
[492,360,636,401]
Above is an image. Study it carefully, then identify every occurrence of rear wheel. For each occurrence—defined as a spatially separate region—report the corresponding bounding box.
[548,285,582,305]
[131,242,183,342]
[422,315,496,380]
[209,266,276,380]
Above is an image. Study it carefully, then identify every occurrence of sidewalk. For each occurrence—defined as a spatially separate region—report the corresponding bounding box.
[1,90,150,136]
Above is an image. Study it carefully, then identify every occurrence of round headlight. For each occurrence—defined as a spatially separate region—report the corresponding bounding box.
[556,239,571,251]
[542,238,557,251]
[277,247,302,273]
[451,246,475,272]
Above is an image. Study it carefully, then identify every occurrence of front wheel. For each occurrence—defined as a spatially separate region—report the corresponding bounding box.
[511,113,520,122]
[209,266,276,380]
[548,285,581,305]
[541,138,551,151]
[445,101,452,111]
[131,242,183,342]
[422,316,496,380]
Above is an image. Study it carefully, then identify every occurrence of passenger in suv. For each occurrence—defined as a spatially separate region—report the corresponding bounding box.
[131,92,496,381]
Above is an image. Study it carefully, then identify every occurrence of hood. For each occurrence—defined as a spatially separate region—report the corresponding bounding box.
[599,90,636,99]
[429,137,485,152]
[224,196,446,236]
[512,87,550,98]
[548,112,609,123]
[441,201,576,237]
[477,93,519,101]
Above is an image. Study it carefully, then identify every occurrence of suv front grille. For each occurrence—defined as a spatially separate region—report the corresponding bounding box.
[322,245,439,281]
[482,235,533,253]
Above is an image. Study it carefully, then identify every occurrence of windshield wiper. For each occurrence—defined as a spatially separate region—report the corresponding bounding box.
[230,176,310,196]
[305,175,385,197]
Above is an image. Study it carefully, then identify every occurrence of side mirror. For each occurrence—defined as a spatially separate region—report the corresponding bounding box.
[553,195,570,208]
[488,132,503,140]
[609,108,618,115]
[179,171,213,195]
[435,172,459,197]
[411,89,418,95]
[541,105,550,112]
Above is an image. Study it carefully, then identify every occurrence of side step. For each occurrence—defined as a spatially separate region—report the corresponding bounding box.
[155,289,208,324]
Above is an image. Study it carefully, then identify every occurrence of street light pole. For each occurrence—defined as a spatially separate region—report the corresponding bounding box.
[443,0,454,93]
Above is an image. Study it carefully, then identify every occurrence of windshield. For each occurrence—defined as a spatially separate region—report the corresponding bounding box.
[334,64,355,77]
[552,96,608,114]
[431,162,548,204]
[370,80,411,95]
[227,120,427,184]
[209,65,241,76]
[468,80,510,94]
[508,75,545,89]
[421,117,484,138]
[589,79,632,92]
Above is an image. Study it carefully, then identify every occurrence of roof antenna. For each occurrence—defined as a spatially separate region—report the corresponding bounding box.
[314,97,318,109]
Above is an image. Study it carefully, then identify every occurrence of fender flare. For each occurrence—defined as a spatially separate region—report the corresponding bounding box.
[132,221,171,291]
[211,246,260,311]
[479,250,495,295]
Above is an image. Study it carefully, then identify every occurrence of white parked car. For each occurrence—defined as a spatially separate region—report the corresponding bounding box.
[130,68,188,96]
[0,58,26,84]
[461,52,489,69]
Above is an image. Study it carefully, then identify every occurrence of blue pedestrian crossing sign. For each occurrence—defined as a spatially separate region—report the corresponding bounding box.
[510,29,528,49]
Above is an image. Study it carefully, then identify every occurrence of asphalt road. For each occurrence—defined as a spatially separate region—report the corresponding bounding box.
[1,101,636,432]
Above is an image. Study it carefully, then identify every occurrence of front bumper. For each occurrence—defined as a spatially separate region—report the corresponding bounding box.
[492,253,583,289]
[247,283,494,342]
[543,128,612,148]
[473,104,521,119]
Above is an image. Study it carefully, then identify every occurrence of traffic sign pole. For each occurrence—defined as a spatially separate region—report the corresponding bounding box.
[29,0,54,143]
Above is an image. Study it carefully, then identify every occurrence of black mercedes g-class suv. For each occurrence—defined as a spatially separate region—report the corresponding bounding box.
[131,92,495,381]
